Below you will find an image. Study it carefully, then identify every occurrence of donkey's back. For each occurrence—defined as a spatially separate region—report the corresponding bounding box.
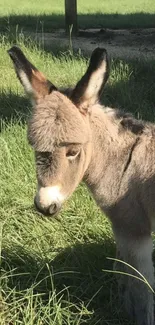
[86,105,155,325]
[103,113,155,324]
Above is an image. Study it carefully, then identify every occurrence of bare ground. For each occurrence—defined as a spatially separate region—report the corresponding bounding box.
[30,28,155,60]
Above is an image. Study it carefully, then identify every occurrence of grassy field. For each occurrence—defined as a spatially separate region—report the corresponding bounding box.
[0,0,155,32]
[0,1,155,323]
[0,33,155,324]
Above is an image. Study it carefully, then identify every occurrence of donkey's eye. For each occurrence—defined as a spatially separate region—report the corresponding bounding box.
[66,149,80,160]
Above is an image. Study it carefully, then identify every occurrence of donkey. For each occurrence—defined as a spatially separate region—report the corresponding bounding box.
[8,45,155,325]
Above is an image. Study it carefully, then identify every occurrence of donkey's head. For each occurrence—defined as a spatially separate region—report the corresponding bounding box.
[8,46,109,216]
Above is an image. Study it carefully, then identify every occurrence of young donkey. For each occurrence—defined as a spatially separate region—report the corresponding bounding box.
[8,46,155,325]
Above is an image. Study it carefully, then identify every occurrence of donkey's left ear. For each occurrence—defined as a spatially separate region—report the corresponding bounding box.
[71,48,109,114]
[8,46,57,103]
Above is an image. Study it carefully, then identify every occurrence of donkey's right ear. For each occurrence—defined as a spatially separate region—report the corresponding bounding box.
[71,48,109,114]
[8,46,57,102]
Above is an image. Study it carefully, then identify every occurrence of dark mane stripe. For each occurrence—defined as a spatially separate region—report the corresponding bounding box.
[115,110,145,135]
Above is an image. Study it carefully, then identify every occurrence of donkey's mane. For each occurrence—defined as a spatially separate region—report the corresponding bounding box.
[115,110,145,135]
[102,105,145,135]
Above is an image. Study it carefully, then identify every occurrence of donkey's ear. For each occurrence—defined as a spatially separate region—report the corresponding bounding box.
[71,48,109,114]
[8,46,57,102]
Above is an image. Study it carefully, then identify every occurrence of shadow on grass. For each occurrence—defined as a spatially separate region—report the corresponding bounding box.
[0,12,155,33]
[102,59,155,122]
[2,240,128,324]
[0,91,30,128]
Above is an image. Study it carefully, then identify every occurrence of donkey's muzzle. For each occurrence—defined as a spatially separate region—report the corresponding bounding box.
[34,185,64,217]
[34,197,61,217]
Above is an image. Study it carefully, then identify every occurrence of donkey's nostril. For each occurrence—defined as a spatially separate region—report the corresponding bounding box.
[48,202,60,216]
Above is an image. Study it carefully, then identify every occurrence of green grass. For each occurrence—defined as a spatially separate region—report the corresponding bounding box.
[0,0,155,33]
[1,34,155,324]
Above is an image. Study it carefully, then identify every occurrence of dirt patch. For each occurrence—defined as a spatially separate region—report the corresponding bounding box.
[29,28,155,60]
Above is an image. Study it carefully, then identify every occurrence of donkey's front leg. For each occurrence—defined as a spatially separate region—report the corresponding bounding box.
[113,231,154,325]
[113,247,127,303]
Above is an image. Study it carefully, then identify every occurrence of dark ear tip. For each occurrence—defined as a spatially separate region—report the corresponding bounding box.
[92,47,107,54]
[8,44,19,52]
[7,45,23,60]
[91,47,108,60]
[88,48,108,72]
[8,45,18,54]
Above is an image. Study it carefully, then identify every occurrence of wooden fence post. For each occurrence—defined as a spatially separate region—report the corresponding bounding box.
[65,0,78,34]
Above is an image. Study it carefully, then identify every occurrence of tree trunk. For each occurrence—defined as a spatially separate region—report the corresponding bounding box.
[65,0,78,34]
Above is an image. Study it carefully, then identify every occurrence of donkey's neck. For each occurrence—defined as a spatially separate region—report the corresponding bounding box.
[84,105,137,209]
